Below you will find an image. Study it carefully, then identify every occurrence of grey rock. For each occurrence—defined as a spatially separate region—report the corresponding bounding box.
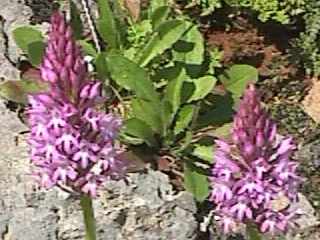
[8,207,59,240]
[0,0,33,63]
[0,0,50,81]
[25,0,55,24]
[57,172,198,240]
[0,100,198,240]
[0,23,19,80]
[0,0,33,80]
[286,194,320,240]
[294,194,319,230]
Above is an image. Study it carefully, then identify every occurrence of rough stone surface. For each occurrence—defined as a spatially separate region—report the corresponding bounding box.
[285,194,320,240]
[0,101,198,240]
[0,22,19,80]
[0,0,33,63]
[0,0,49,81]
[0,0,33,80]
[25,0,55,24]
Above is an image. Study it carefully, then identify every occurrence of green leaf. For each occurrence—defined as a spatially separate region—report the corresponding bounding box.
[78,40,97,57]
[120,132,144,145]
[152,65,181,82]
[97,0,121,49]
[174,104,194,135]
[178,130,193,152]
[131,98,162,133]
[123,118,157,147]
[70,1,84,40]
[106,54,159,102]
[12,26,43,52]
[184,163,210,202]
[0,80,49,104]
[27,41,45,67]
[151,6,170,30]
[95,52,110,82]
[219,64,258,100]
[197,94,234,128]
[106,54,145,90]
[164,67,187,115]
[188,76,217,102]
[192,145,213,163]
[160,100,173,136]
[138,20,189,67]
[181,82,195,103]
[149,0,168,13]
[212,123,232,138]
[173,24,204,65]
[246,224,263,240]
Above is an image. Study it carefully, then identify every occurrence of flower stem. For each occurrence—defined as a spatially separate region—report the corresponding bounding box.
[246,224,263,240]
[80,196,97,240]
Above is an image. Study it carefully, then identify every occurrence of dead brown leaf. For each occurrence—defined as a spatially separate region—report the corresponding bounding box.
[303,77,320,123]
[124,0,141,22]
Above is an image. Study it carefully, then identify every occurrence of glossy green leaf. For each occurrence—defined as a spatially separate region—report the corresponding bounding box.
[123,118,157,147]
[184,163,210,202]
[107,54,159,102]
[173,24,204,65]
[178,130,193,152]
[70,1,83,40]
[12,26,43,52]
[164,67,187,115]
[151,6,170,30]
[174,104,194,135]
[188,76,217,102]
[180,82,195,104]
[95,53,109,82]
[149,0,168,13]
[152,65,181,83]
[131,98,162,133]
[192,145,213,163]
[138,20,189,67]
[97,0,121,49]
[0,80,48,104]
[106,54,146,90]
[197,94,234,128]
[78,40,97,57]
[27,41,45,67]
[120,132,144,145]
[212,123,232,138]
[219,64,258,100]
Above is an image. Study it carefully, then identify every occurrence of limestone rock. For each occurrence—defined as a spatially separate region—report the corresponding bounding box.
[0,0,33,63]
[0,0,33,80]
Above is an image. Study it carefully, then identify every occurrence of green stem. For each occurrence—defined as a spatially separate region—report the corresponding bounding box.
[80,196,97,240]
[246,224,263,240]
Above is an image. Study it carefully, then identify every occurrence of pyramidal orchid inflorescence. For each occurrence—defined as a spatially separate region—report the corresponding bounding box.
[27,12,126,197]
[209,84,302,235]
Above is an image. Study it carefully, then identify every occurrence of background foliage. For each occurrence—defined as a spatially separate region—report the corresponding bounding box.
[184,0,305,23]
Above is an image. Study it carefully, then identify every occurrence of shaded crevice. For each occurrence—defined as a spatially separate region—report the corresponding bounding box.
[1,223,10,240]
[195,200,212,240]
[50,207,60,240]
[24,0,56,24]
[0,15,18,68]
